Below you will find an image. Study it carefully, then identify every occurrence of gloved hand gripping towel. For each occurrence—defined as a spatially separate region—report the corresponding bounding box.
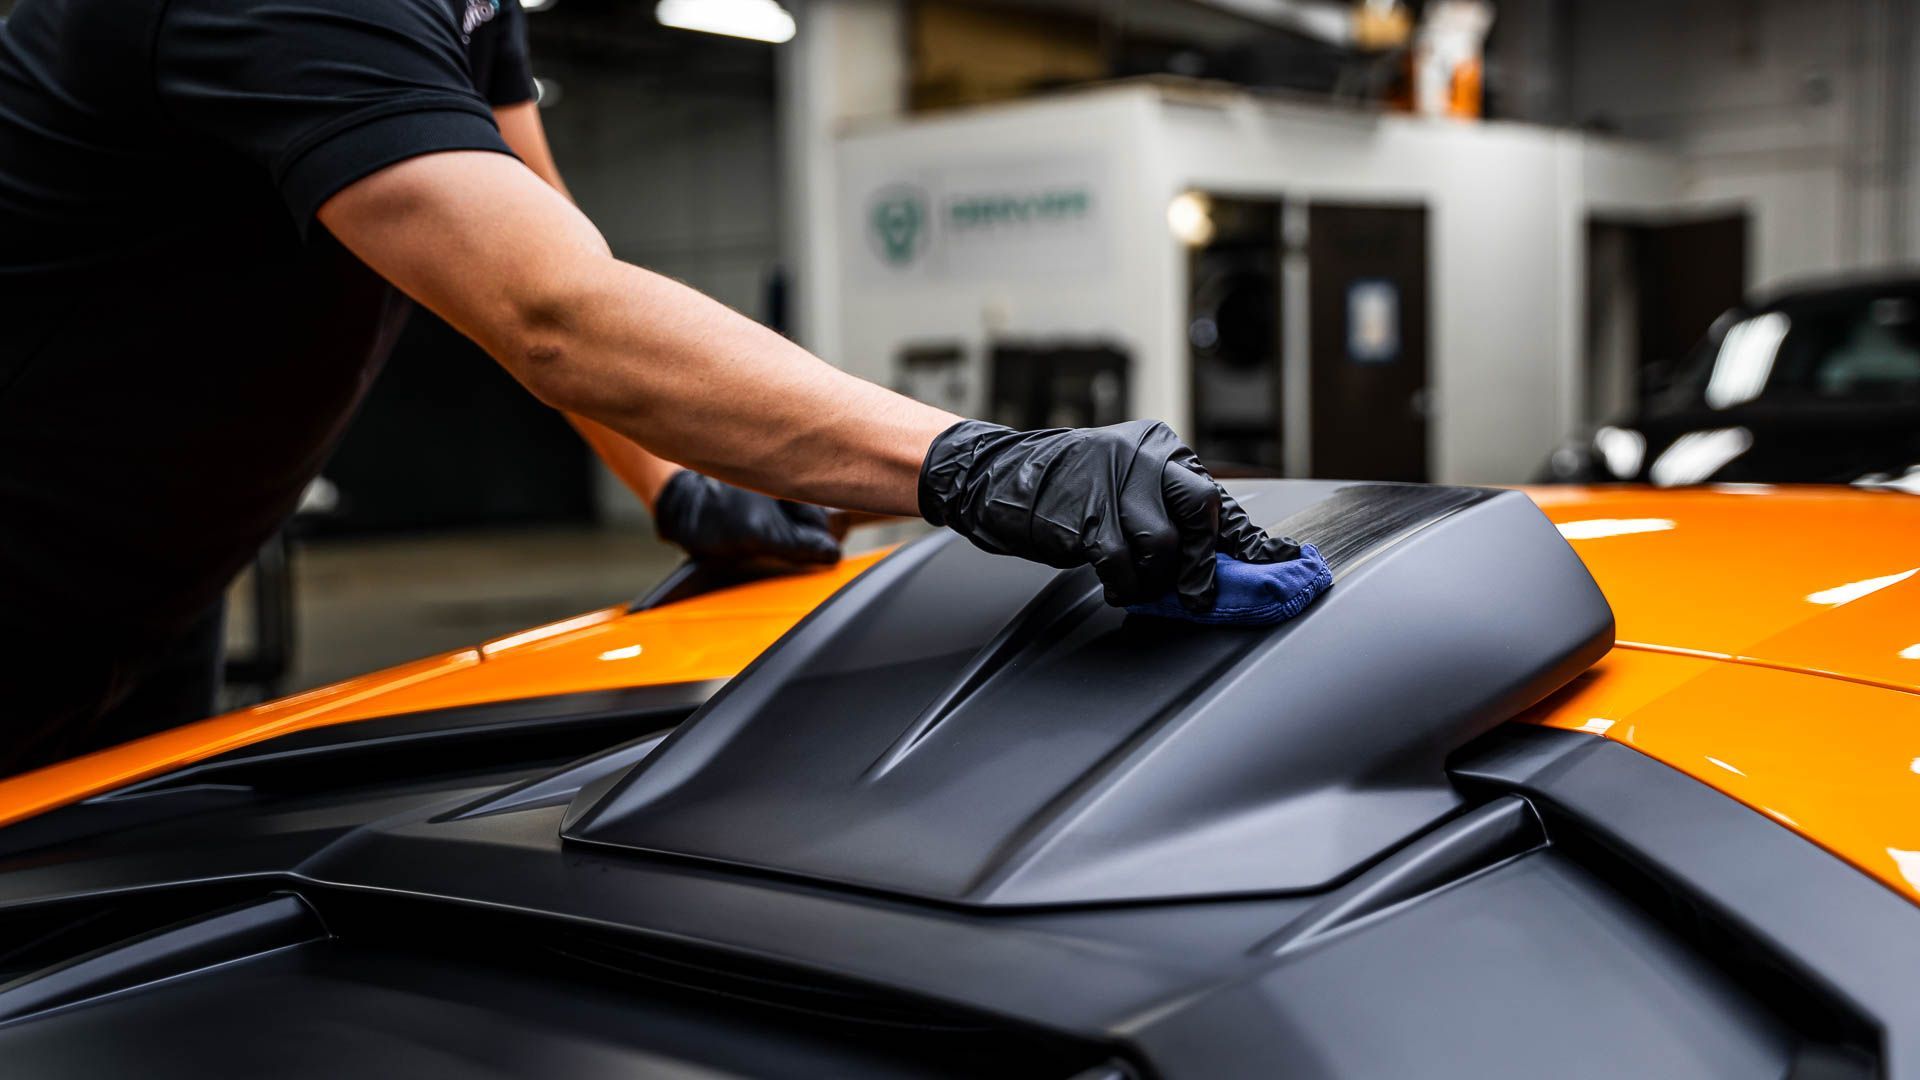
[1126,545,1332,626]
[917,419,1301,611]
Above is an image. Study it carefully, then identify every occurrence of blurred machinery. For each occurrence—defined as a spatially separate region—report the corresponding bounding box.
[988,342,1130,429]
[1186,197,1282,468]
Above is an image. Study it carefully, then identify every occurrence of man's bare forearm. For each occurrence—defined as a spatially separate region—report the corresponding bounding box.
[317,150,955,516]
[316,134,1262,609]
[523,261,955,513]
[494,102,843,515]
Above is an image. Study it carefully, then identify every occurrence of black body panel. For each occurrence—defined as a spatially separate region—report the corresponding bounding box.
[0,935,1100,1079]
[0,725,1904,1077]
[1455,725,1920,1071]
[0,683,717,860]
[0,482,1909,1078]
[1137,855,1798,1079]
[565,483,1613,905]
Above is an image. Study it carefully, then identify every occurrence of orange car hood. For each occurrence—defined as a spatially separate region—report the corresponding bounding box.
[1527,485,1920,905]
[1529,486,1920,693]
[0,552,892,831]
[4,488,1919,906]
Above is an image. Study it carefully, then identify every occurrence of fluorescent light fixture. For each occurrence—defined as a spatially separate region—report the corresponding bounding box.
[1705,311,1789,409]
[1648,427,1752,487]
[522,0,555,10]
[656,0,796,43]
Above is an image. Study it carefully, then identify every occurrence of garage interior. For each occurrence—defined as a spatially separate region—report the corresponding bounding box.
[4,1,1920,1072]
[4,0,1911,698]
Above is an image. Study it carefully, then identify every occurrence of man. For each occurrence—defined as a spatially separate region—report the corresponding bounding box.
[485,54,844,575]
[0,0,1290,772]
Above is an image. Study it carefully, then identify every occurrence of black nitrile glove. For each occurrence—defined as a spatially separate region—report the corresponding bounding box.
[918,419,1301,611]
[653,470,841,571]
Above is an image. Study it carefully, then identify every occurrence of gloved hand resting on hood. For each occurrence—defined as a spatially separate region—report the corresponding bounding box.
[917,419,1300,611]
[653,470,841,572]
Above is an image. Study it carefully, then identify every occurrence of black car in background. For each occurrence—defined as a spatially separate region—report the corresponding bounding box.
[1542,276,1920,490]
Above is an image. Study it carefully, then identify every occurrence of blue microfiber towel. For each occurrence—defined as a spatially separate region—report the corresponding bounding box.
[1126,544,1332,626]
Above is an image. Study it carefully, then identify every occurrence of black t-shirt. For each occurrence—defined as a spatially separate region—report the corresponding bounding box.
[0,0,535,644]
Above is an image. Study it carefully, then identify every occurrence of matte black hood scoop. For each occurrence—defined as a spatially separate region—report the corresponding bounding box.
[563,482,1613,907]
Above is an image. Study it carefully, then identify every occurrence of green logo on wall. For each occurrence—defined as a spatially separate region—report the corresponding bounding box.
[946,189,1091,228]
[870,186,928,266]
[867,180,1095,269]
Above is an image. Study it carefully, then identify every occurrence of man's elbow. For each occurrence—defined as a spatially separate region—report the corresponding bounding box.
[488,287,607,414]
[502,330,578,409]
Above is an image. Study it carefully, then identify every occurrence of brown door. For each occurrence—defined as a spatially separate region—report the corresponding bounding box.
[1307,203,1430,482]
[1632,213,1748,376]
[1585,212,1747,414]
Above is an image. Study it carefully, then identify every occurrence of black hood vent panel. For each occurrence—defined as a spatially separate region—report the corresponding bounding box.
[563,482,1614,907]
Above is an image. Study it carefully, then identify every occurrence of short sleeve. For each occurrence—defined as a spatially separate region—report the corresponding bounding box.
[484,0,538,107]
[154,0,516,231]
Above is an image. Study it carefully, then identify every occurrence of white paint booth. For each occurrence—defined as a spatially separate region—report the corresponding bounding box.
[825,82,1696,484]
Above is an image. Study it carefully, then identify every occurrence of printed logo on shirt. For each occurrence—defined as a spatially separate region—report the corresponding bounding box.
[461,0,501,41]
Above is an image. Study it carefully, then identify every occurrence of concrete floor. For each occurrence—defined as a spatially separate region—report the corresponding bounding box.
[235,527,684,695]
[231,520,925,699]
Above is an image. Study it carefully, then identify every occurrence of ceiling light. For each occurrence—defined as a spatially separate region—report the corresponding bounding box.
[656,0,796,43]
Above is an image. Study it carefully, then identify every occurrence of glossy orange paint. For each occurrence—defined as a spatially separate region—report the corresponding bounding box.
[1532,656,1920,902]
[1526,485,1920,905]
[337,547,890,714]
[0,550,889,830]
[1527,485,1920,692]
[4,486,1919,907]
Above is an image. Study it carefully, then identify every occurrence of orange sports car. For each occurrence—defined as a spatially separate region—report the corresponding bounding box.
[0,480,1913,1077]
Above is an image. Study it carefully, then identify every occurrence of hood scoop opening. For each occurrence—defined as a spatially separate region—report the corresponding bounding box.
[563,482,1614,907]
